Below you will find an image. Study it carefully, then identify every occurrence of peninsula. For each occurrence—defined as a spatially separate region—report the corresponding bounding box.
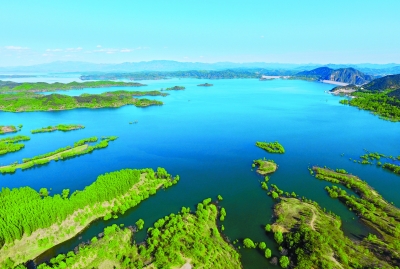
[0,167,179,267]
[33,199,241,269]
[0,135,30,155]
[0,80,146,93]
[165,85,185,90]
[0,136,117,174]
[0,90,166,112]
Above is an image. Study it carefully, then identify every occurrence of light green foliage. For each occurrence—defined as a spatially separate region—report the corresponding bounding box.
[0,90,166,112]
[0,135,30,155]
[165,86,185,91]
[217,194,223,201]
[279,256,290,268]
[264,248,272,259]
[243,238,256,248]
[0,125,18,134]
[0,167,178,259]
[35,202,241,269]
[135,219,145,230]
[274,231,283,244]
[31,124,84,134]
[265,224,272,232]
[39,188,49,197]
[258,242,266,250]
[255,141,285,154]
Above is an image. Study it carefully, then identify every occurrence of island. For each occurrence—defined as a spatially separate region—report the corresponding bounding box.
[197,83,213,87]
[31,124,85,134]
[0,136,117,174]
[0,90,167,112]
[0,125,18,134]
[165,85,185,91]
[0,135,30,155]
[253,159,277,175]
[0,167,179,267]
[255,141,285,154]
[0,80,146,93]
[32,199,241,269]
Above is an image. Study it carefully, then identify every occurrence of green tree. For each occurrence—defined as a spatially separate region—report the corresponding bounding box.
[243,238,256,248]
[265,248,272,259]
[279,256,289,268]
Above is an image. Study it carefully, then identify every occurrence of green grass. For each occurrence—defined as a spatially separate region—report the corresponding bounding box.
[253,159,277,175]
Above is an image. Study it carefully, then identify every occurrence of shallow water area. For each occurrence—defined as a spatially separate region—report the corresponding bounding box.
[1,78,400,268]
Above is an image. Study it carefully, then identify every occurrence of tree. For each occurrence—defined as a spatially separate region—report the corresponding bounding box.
[136,219,145,230]
[259,242,266,250]
[265,248,272,259]
[243,238,256,248]
[271,191,279,199]
[279,256,289,268]
[274,231,283,244]
[39,188,49,197]
[265,224,272,232]
[61,189,70,199]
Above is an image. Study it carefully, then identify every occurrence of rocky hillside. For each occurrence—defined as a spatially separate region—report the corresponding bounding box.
[363,74,400,91]
[297,67,373,85]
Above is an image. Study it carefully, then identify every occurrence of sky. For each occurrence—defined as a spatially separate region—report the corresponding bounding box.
[1,0,400,66]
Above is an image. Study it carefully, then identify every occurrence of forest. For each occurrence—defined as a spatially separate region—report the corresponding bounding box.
[340,90,400,121]
[0,167,179,267]
[26,199,240,269]
[0,90,166,112]
[0,80,146,93]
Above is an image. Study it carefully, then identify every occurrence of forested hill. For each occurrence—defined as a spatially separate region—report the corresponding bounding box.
[80,69,296,80]
[0,80,145,93]
[296,67,373,85]
[363,74,400,91]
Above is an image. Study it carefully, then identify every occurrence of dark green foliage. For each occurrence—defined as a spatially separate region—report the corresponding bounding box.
[255,141,285,154]
[165,86,185,91]
[363,74,400,92]
[382,163,400,174]
[340,90,400,121]
[0,80,146,93]
[0,90,165,112]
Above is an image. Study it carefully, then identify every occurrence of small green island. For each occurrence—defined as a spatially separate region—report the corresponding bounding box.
[0,125,21,134]
[165,85,186,91]
[0,80,146,93]
[253,159,277,175]
[0,90,167,112]
[197,83,213,87]
[32,199,241,269]
[255,141,285,154]
[0,135,30,155]
[0,167,180,267]
[31,124,84,134]
[0,136,117,174]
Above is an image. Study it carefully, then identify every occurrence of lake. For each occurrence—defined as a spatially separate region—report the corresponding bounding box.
[1,78,399,268]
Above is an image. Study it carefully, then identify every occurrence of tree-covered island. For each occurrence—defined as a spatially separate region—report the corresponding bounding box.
[0,90,166,112]
[0,80,146,93]
[0,125,19,135]
[255,141,285,154]
[0,167,180,267]
[0,135,30,156]
[253,159,277,175]
[0,136,117,174]
[197,83,213,87]
[31,124,84,134]
[165,86,185,90]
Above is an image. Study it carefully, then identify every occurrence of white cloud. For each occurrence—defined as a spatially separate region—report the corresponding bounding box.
[96,45,102,48]
[260,35,264,38]
[120,49,132,53]
[5,46,29,51]
[46,48,63,52]
[66,47,83,52]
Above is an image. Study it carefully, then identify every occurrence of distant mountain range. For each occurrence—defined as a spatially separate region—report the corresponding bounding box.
[363,74,400,91]
[0,60,399,75]
[296,67,374,85]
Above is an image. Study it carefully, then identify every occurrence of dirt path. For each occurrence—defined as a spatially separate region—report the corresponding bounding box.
[328,253,344,269]
[309,209,317,231]
[179,263,192,269]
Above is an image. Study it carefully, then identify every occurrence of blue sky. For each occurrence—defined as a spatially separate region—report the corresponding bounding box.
[1,0,400,66]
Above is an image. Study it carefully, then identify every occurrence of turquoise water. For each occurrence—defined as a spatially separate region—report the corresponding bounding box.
[1,78,400,268]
